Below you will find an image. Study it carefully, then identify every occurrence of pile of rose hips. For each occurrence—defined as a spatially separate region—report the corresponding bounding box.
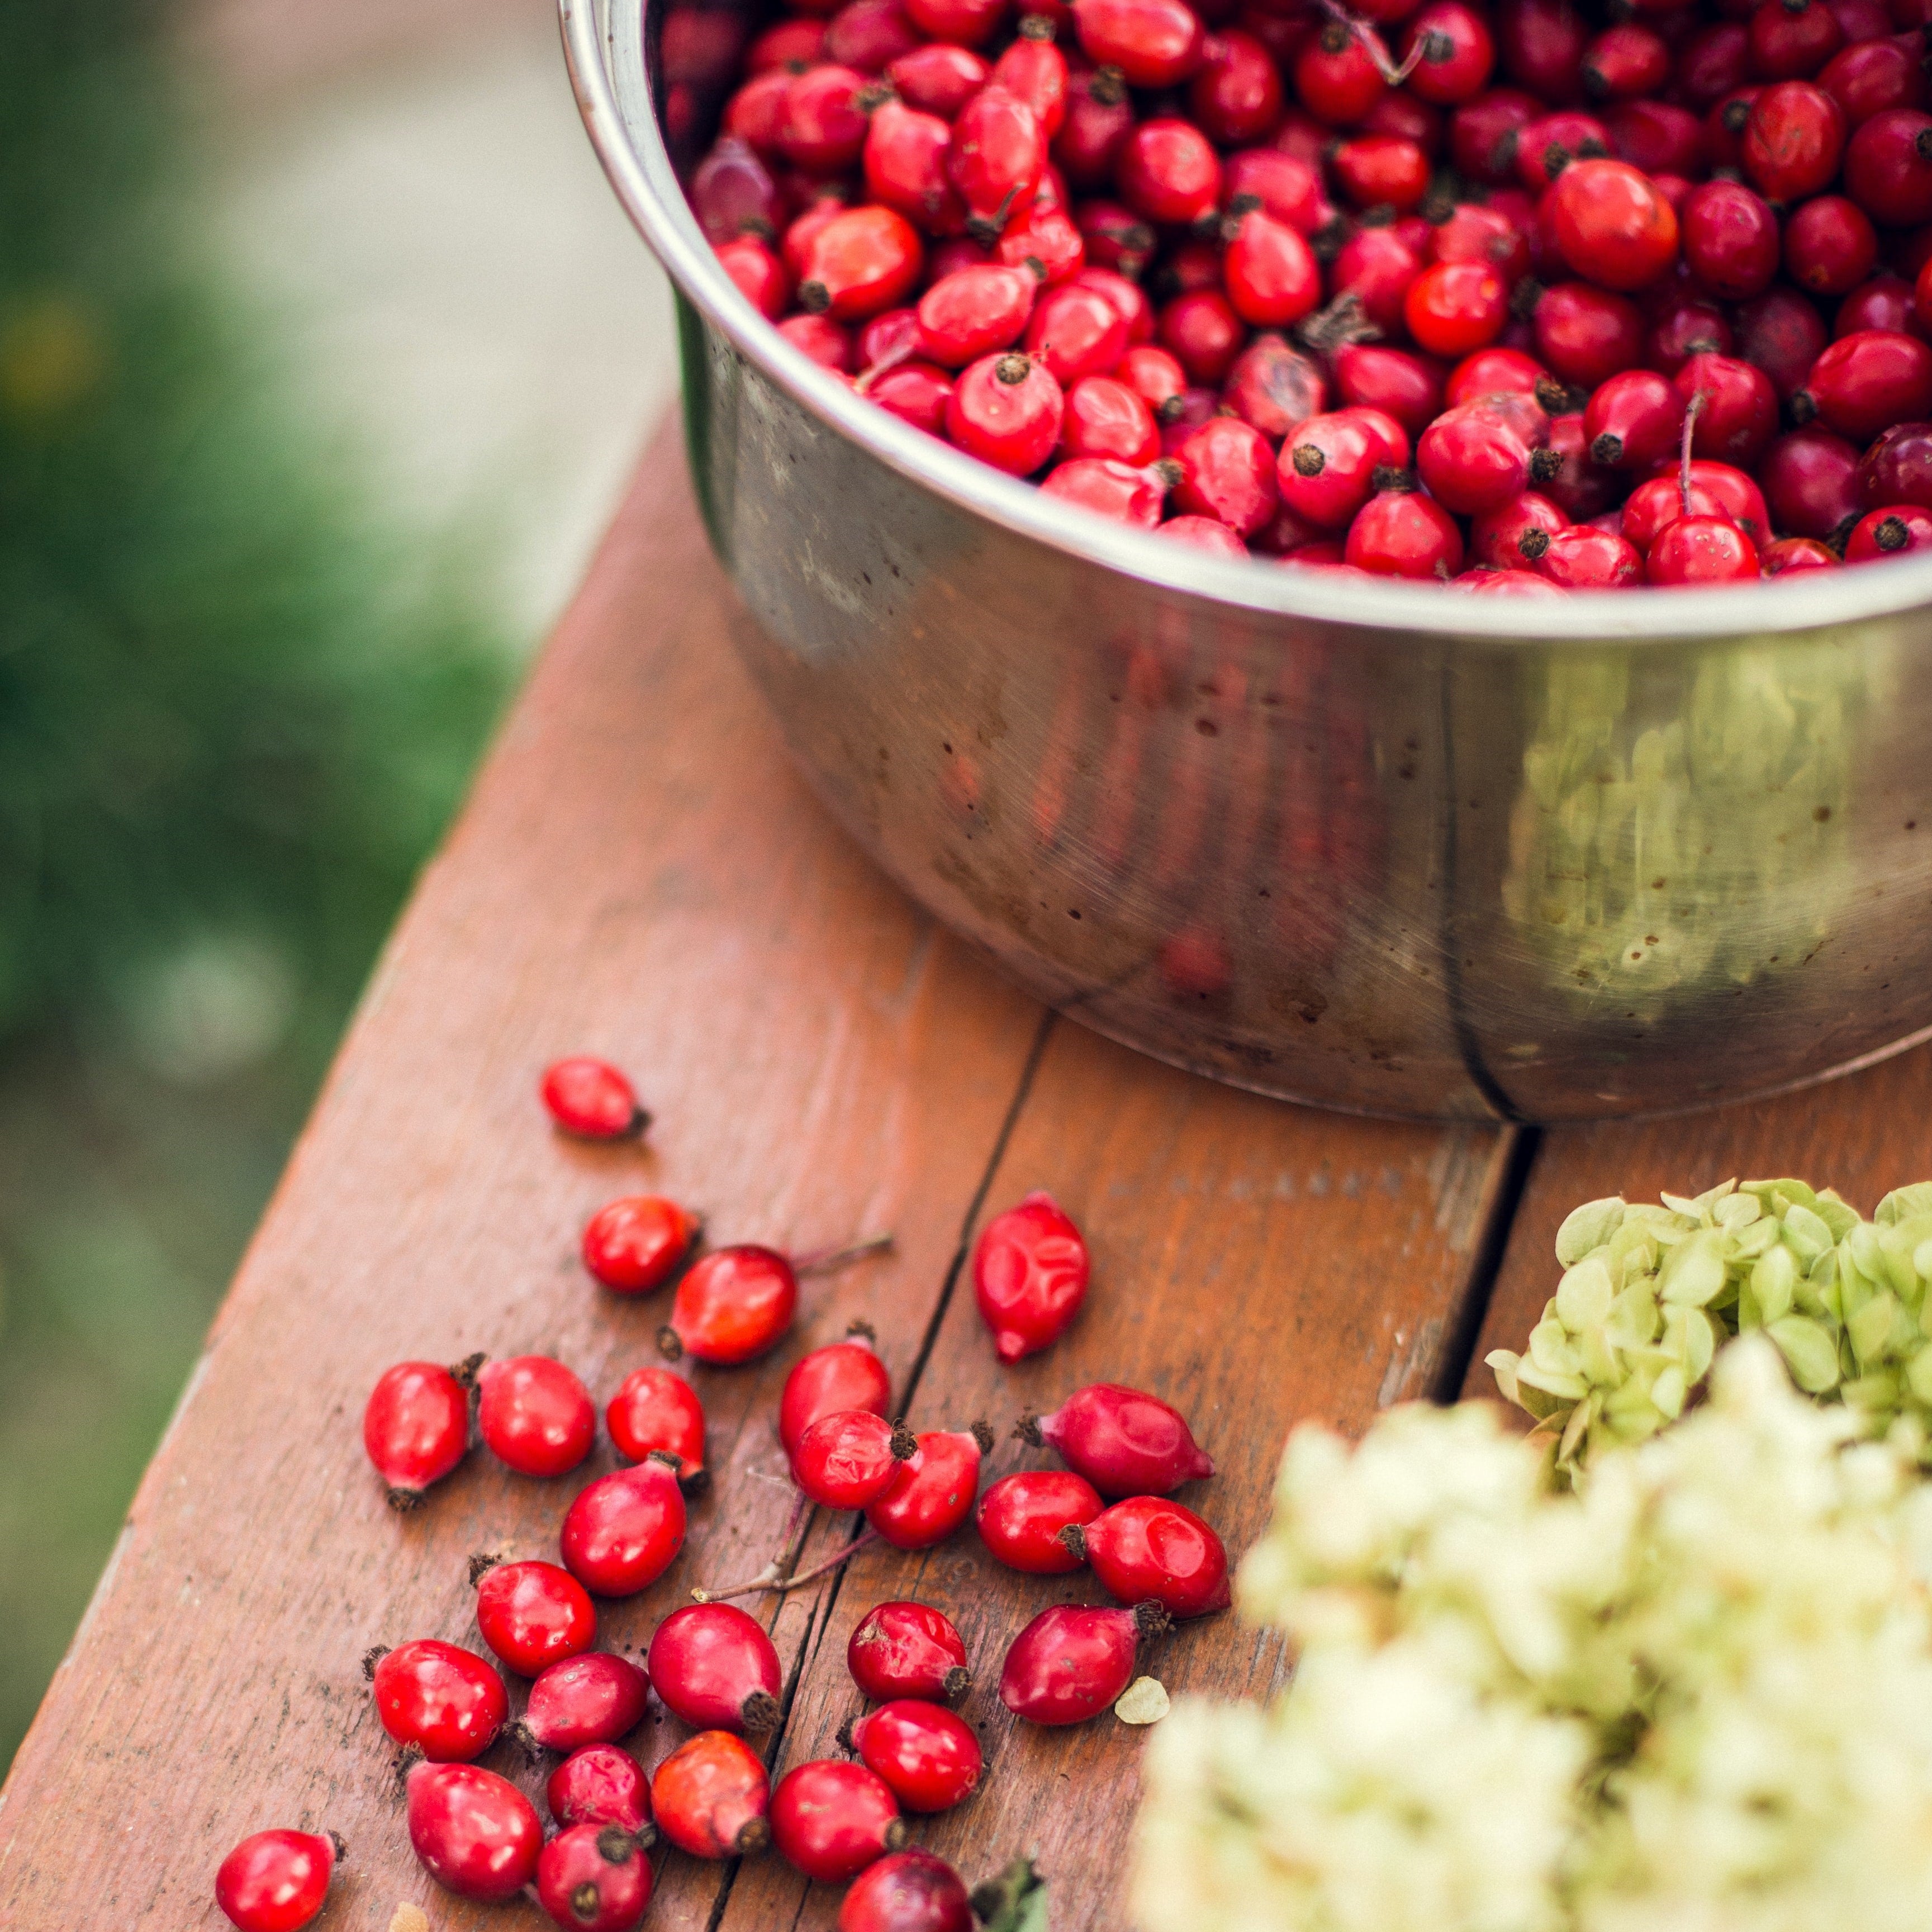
[690,0,1932,585]
[215,1056,1227,1931]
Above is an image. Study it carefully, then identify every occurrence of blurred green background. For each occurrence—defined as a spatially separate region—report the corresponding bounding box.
[0,0,671,1770]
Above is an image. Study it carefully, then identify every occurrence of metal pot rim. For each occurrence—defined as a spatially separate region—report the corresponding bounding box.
[562,0,1932,647]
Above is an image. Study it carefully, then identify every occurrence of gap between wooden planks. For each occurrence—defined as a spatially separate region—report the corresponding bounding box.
[0,420,1518,1930]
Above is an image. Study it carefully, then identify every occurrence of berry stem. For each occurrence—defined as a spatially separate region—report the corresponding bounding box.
[792,1233,895,1276]
[692,1529,882,1602]
[1679,388,1707,517]
[1316,0,1425,84]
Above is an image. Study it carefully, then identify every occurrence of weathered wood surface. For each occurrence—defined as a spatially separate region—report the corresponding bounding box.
[1464,1048,1932,1403]
[0,421,1518,1930]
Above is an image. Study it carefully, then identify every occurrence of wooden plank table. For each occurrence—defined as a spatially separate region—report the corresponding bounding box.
[0,416,1919,1930]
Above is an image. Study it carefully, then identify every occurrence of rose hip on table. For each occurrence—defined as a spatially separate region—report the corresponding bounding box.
[472,1555,597,1676]
[215,1827,341,1932]
[366,1637,507,1763]
[542,1056,649,1139]
[844,1699,985,1811]
[582,1193,701,1293]
[689,0,1932,583]
[1018,1380,1213,1496]
[362,1352,481,1509]
[648,1602,784,1731]
[477,1355,597,1478]
[535,1822,654,1932]
[771,1759,909,1882]
[848,1600,974,1703]
[605,1363,708,1481]
[406,1760,544,1901]
[549,1743,654,1834]
[511,1651,652,1755]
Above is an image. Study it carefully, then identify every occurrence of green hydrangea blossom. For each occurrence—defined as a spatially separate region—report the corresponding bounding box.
[1487,1178,1932,1479]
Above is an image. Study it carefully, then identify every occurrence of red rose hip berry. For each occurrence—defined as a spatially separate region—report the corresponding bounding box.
[866,1422,993,1548]
[542,1057,649,1140]
[999,1601,1169,1725]
[1020,1382,1213,1496]
[407,1760,543,1902]
[971,1190,1091,1364]
[549,1744,653,1833]
[649,1602,784,1732]
[363,1355,480,1509]
[849,1601,972,1703]
[977,1468,1104,1573]
[535,1822,654,1932]
[473,1556,596,1677]
[368,1639,507,1762]
[946,352,1065,473]
[795,1408,920,1508]
[1065,1494,1232,1617]
[844,1701,984,1811]
[583,1195,700,1294]
[513,1652,651,1755]
[215,1829,341,1932]
[1798,329,1932,440]
[779,1325,893,1456]
[659,1244,799,1365]
[478,1356,597,1478]
[839,1850,975,1932]
[652,1732,772,1858]
[771,1760,908,1882]
[1548,158,1679,290]
[606,1365,708,1482]
[561,1456,688,1596]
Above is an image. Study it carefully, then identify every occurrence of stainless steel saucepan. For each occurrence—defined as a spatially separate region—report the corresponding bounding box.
[562,0,1932,1121]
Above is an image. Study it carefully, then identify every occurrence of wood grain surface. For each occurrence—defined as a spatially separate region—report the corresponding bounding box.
[0,422,1516,1930]
[1463,1046,1932,1402]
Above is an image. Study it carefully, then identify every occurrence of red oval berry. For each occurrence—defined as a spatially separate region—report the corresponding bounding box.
[1294,22,1389,128]
[1024,281,1130,383]
[478,1356,596,1479]
[1156,288,1246,384]
[994,29,1070,140]
[865,101,969,235]
[795,1408,918,1507]
[799,205,926,320]
[605,1364,707,1479]
[779,1330,893,1457]
[1115,117,1223,226]
[1173,412,1285,532]
[372,1639,507,1763]
[1762,534,1843,572]
[474,1558,596,1677]
[363,1357,476,1509]
[1858,419,1932,505]
[542,1057,648,1140]
[1820,34,1924,125]
[779,312,858,371]
[889,44,990,119]
[1584,368,1684,470]
[1738,286,1832,396]
[1222,210,1322,329]
[1785,194,1878,295]
[950,88,1047,235]
[1801,327,1932,438]
[1418,401,1537,512]
[946,351,1065,472]
[560,1458,688,1597]
[535,1822,653,1932]
[652,1732,772,1859]
[582,1196,700,1295]
[1675,353,1778,467]
[1845,501,1932,557]
[1191,29,1286,144]
[406,1760,543,1903]
[1043,456,1161,533]
[1401,0,1496,104]
[215,1829,338,1932]
[1760,425,1865,536]
[1074,0,1206,85]
[917,264,1037,367]
[1646,513,1760,583]
[977,1468,1104,1573]
[717,235,792,319]
[839,1850,975,1932]
[1532,281,1644,386]
[772,1760,907,1882]
[659,1244,800,1365]
[549,1744,653,1833]
[648,1602,784,1733]
[1277,410,1388,529]
[516,1652,651,1754]
[870,358,957,433]
[1060,373,1161,462]
[1346,486,1467,577]
[1742,79,1846,198]
[849,1601,972,1703]
[1548,157,1679,291]
[1161,514,1250,555]
[1333,342,1441,434]
[1748,0,1843,79]
[866,1424,990,1548]
[998,1602,1167,1725]
[1679,178,1781,300]
[1026,1382,1213,1496]
[1845,106,1932,224]
[1330,225,1422,335]
[1405,259,1509,358]
[1072,1495,1232,1617]
[848,1701,983,1812]
[779,66,872,177]
[1535,523,1644,586]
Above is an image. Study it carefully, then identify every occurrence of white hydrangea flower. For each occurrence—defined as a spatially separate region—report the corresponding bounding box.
[1132,1340,1932,1932]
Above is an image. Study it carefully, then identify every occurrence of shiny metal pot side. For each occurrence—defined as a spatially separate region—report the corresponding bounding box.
[561,0,1932,1122]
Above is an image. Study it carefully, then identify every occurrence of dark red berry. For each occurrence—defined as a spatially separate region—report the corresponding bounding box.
[549,1744,653,1834]
[865,101,970,236]
[1746,0,1843,79]
[1497,0,1588,96]
[847,1702,983,1812]
[1021,1382,1213,1497]
[1784,193,1878,293]
[648,1603,783,1733]
[474,1557,597,1677]
[779,67,871,177]
[779,1328,893,1458]
[795,1408,919,1507]
[1537,411,1619,519]
[867,1423,991,1549]
[1645,513,1760,582]
[1675,352,1778,465]
[1330,225,1423,334]
[1068,1494,1232,1617]
[977,1468,1104,1573]
[946,351,1065,471]
[1470,491,1570,569]
[1332,342,1441,433]
[606,1365,706,1480]
[1742,79,1846,198]
[1418,400,1544,512]
[1759,424,1865,535]
[999,1601,1168,1725]
[1606,99,1707,176]
[1535,524,1645,586]
[1800,327,1932,437]
[1584,368,1684,469]
[652,1732,771,1859]
[1191,29,1287,143]
[478,1356,596,1479]
[1277,410,1387,528]
[1294,22,1389,129]
[371,1639,507,1763]
[1761,533,1843,570]
[1222,210,1322,329]
[1450,87,1541,185]
[838,1850,975,1932]
[1819,34,1924,125]
[849,1602,971,1703]
[215,1829,339,1932]
[535,1823,653,1932]
[1401,0,1497,105]
[560,1458,687,1597]
[1115,117,1222,227]
[1843,105,1932,222]
[889,44,990,119]
[1645,297,1732,376]
[1515,110,1613,193]
[1332,134,1432,211]
[1858,419,1932,505]
[1679,178,1780,298]
[1533,282,1644,386]
[363,1356,478,1509]
[1736,285,1831,395]
[772,1761,906,1882]
[406,1760,543,1902]
[542,1057,648,1140]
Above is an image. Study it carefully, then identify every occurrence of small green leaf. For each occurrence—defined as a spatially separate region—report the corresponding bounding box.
[1878,1182,1932,1226]
[1769,1314,1841,1393]
[1555,1196,1626,1266]
[972,1857,1048,1932]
